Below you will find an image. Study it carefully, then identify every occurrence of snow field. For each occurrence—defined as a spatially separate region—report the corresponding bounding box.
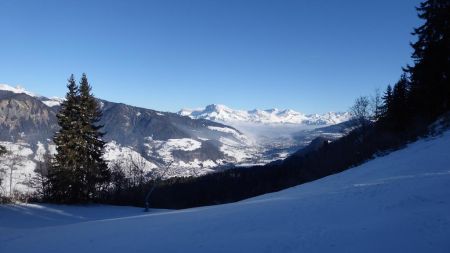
[1,130,450,252]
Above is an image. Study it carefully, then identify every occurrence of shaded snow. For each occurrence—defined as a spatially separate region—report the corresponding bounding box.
[0,204,166,229]
[2,129,449,252]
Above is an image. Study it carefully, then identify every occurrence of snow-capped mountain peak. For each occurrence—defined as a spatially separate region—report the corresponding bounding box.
[179,104,351,125]
[205,104,230,112]
[0,83,64,107]
[0,84,37,97]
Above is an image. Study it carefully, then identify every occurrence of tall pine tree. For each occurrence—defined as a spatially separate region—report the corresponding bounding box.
[391,75,410,130]
[406,0,450,119]
[49,74,110,203]
[50,75,82,202]
[78,74,110,200]
[381,85,393,120]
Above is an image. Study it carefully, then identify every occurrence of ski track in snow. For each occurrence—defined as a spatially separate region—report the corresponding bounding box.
[1,130,450,252]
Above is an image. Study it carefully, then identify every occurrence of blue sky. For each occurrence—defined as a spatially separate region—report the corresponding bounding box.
[0,0,421,114]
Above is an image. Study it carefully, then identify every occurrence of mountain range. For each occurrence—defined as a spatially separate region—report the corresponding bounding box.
[179,104,350,125]
[0,84,354,194]
[179,103,354,165]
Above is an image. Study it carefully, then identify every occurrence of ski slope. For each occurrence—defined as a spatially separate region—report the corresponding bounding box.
[1,130,450,253]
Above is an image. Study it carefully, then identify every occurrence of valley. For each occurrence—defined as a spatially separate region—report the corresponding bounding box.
[0,85,351,195]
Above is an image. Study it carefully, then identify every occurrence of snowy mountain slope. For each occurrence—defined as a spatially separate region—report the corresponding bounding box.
[0,83,64,107]
[0,85,255,194]
[0,84,38,97]
[1,129,450,252]
[179,104,351,125]
[180,104,355,165]
[0,85,359,195]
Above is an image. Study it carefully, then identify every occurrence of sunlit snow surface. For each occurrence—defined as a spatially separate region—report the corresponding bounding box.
[1,130,450,252]
[0,84,37,97]
[180,104,351,125]
[0,84,64,107]
[0,142,37,195]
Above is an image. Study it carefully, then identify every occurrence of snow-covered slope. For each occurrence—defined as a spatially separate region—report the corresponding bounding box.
[0,84,352,189]
[179,104,355,166]
[0,84,255,194]
[179,104,351,125]
[0,84,37,97]
[2,129,449,252]
[179,104,353,165]
[0,83,64,107]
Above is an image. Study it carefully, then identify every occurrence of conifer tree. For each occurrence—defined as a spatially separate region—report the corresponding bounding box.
[31,153,52,200]
[391,75,410,130]
[78,74,110,200]
[381,85,393,121]
[49,75,81,202]
[406,0,450,119]
[49,74,110,203]
[371,89,383,121]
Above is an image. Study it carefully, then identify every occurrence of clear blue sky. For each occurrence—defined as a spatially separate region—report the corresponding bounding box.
[0,0,421,114]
